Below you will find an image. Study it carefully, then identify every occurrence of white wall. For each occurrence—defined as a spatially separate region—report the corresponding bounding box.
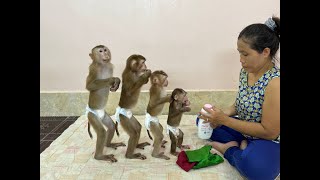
[40,0,280,91]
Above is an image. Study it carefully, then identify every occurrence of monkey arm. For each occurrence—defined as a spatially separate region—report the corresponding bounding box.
[148,95,171,109]
[127,73,150,93]
[86,78,115,91]
[155,95,171,106]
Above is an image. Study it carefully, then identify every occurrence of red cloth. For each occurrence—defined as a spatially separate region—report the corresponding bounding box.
[176,151,196,172]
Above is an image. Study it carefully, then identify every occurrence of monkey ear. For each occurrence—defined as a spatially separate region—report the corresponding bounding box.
[130,60,137,67]
[174,94,179,100]
[89,53,94,60]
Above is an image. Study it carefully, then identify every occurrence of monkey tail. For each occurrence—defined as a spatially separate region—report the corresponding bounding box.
[115,121,120,137]
[147,130,153,140]
[88,122,93,139]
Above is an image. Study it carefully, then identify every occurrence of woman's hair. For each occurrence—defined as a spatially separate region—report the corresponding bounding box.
[238,16,280,60]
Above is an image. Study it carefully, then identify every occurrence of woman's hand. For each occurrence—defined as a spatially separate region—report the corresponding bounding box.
[198,106,228,125]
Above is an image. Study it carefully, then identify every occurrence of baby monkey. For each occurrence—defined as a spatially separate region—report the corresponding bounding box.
[85,45,126,162]
[167,88,191,156]
[114,54,151,160]
[145,70,171,160]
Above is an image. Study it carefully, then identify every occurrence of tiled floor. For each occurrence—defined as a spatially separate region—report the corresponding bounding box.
[40,116,79,153]
[40,115,249,180]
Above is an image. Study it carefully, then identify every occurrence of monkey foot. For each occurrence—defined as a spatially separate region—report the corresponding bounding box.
[162,140,168,145]
[136,142,151,149]
[126,153,147,160]
[170,151,180,156]
[94,154,117,162]
[161,140,167,148]
[178,144,191,150]
[152,152,170,160]
[106,142,126,149]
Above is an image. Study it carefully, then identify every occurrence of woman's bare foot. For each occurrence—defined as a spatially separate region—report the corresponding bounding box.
[240,140,247,150]
[207,141,239,154]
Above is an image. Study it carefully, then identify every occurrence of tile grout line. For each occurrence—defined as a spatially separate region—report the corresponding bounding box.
[40,116,79,153]
[41,118,67,141]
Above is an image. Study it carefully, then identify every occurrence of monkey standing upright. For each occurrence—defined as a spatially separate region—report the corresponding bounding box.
[167,88,191,156]
[114,54,151,160]
[85,45,126,162]
[145,70,171,160]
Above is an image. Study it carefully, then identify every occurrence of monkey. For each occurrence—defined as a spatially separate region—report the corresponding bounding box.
[167,88,191,156]
[145,70,171,160]
[114,54,151,160]
[85,45,126,162]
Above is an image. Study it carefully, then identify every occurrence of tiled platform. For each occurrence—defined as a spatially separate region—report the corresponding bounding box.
[40,115,247,179]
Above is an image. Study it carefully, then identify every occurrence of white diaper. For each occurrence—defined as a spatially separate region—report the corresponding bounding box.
[114,106,133,123]
[86,105,105,120]
[145,112,160,130]
[166,124,180,137]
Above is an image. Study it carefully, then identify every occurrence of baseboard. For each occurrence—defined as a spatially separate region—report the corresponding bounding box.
[40,90,237,116]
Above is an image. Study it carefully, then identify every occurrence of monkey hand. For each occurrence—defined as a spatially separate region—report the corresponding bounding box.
[113,77,121,85]
[181,106,191,112]
[185,106,191,112]
[141,69,151,84]
[143,69,152,78]
[110,77,121,92]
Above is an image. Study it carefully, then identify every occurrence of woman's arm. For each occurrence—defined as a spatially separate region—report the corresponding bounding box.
[222,102,237,117]
[223,78,280,140]
[201,78,280,140]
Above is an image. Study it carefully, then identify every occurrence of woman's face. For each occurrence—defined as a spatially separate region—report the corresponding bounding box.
[237,38,269,73]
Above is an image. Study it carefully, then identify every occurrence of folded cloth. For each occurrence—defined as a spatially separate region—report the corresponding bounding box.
[176,151,196,172]
[185,145,224,169]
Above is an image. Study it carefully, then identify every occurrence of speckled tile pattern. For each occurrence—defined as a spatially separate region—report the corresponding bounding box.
[40,114,252,180]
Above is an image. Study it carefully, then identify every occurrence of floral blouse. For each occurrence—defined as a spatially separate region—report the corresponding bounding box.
[235,65,280,142]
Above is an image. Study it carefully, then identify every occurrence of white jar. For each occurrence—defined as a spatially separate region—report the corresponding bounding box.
[197,103,214,139]
[200,103,213,116]
[197,118,213,139]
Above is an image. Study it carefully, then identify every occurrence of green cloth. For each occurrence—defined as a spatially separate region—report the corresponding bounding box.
[185,145,224,169]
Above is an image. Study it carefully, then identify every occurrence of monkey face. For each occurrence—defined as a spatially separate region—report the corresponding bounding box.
[162,77,168,87]
[174,92,190,106]
[93,46,111,63]
[182,94,190,107]
[133,59,147,76]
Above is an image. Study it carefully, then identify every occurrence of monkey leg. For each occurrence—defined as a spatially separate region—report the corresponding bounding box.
[159,124,167,148]
[120,115,147,160]
[101,114,126,149]
[131,116,151,149]
[88,113,117,162]
[177,129,190,150]
[169,131,179,156]
[161,140,168,148]
[150,122,170,160]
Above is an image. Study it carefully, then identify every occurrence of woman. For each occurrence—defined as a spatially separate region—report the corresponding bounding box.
[199,16,280,180]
